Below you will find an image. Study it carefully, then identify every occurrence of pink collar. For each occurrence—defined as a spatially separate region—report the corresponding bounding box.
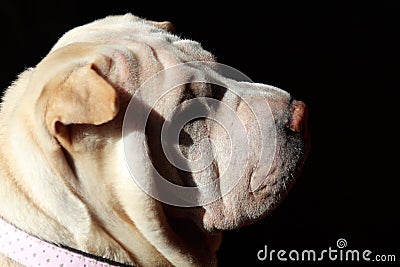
[0,216,129,266]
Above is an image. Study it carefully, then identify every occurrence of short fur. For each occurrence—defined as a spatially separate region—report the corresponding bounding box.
[0,14,308,266]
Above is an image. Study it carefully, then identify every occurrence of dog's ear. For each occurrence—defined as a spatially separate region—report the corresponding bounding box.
[44,61,119,143]
[149,20,176,34]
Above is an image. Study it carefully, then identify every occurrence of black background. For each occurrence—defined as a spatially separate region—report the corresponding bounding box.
[1,1,398,266]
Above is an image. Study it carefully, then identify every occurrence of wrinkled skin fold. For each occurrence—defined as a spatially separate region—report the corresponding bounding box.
[0,14,308,266]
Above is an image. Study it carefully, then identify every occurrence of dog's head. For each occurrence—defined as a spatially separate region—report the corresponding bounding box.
[7,14,308,241]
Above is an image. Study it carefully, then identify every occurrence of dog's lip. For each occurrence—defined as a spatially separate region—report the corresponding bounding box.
[250,98,309,193]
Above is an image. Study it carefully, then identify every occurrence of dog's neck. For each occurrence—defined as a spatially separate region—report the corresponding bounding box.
[0,216,132,267]
[0,72,220,267]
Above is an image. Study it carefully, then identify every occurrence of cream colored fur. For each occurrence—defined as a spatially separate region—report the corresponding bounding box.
[0,14,307,266]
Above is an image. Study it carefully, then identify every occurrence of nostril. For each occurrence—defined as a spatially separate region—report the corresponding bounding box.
[287,100,307,133]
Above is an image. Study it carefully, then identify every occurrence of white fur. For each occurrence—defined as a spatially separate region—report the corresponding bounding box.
[0,14,307,266]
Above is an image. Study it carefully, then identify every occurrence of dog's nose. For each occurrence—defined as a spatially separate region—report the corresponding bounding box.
[288,100,307,133]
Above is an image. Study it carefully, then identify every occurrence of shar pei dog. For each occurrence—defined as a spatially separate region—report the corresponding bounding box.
[0,14,308,266]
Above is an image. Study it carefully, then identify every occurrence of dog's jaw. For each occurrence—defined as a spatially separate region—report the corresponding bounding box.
[175,84,309,232]
[0,13,309,267]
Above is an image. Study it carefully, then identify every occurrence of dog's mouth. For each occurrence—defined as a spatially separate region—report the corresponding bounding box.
[192,93,310,231]
[249,99,309,193]
[107,41,310,231]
